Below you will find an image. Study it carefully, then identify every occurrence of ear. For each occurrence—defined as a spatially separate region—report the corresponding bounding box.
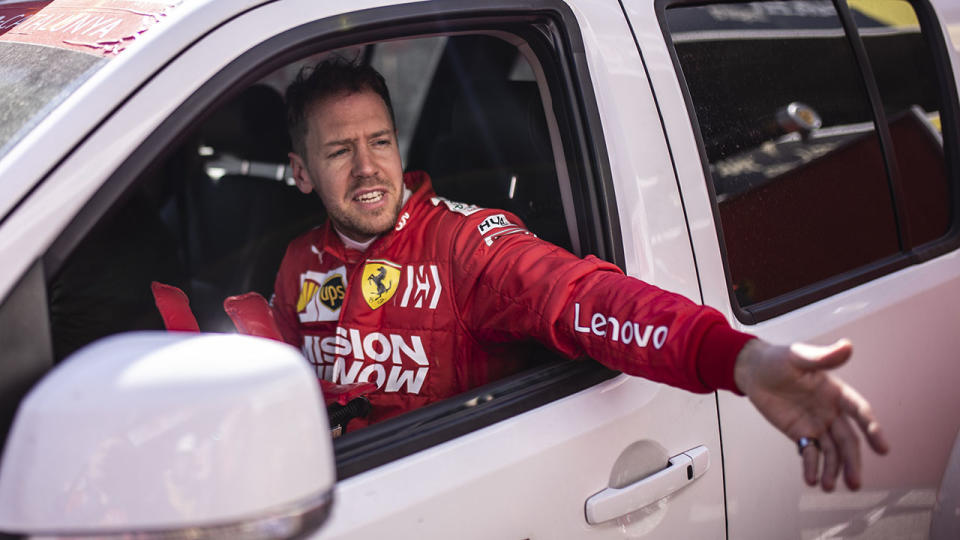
[288,152,314,195]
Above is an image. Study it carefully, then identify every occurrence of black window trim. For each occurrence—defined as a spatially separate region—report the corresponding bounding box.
[655,0,960,324]
[834,0,910,250]
[0,259,54,457]
[40,0,623,479]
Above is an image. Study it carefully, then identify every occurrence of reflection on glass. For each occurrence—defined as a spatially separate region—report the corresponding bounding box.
[372,37,448,161]
[666,1,900,307]
[852,0,950,246]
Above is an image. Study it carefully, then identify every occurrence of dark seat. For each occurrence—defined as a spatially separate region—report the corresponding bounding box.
[49,185,186,361]
[426,80,571,251]
[183,84,323,331]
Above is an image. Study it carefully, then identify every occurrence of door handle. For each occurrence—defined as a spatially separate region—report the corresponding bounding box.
[584,446,710,525]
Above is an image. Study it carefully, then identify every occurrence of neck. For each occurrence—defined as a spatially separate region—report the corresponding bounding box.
[334,228,378,252]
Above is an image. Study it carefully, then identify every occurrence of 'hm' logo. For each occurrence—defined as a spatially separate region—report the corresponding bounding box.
[400,265,442,309]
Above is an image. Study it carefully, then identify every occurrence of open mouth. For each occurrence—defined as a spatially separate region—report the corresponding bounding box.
[354,190,385,203]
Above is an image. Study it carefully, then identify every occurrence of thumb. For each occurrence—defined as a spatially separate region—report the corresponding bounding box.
[788,339,852,372]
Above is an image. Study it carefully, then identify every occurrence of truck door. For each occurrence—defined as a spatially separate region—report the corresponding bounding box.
[623,0,960,537]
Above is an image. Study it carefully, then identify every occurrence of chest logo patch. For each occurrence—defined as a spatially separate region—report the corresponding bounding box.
[317,274,345,311]
[362,259,401,310]
[431,196,481,216]
[297,267,346,323]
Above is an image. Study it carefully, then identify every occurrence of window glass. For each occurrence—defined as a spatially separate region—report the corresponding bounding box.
[851,0,951,246]
[666,0,900,307]
[0,42,104,158]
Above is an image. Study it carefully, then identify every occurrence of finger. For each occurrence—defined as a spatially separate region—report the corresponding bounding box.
[837,383,890,455]
[820,434,840,492]
[802,440,820,486]
[789,339,852,371]
[830,416,862,490]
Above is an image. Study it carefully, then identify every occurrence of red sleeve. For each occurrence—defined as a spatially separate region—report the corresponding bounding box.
[450,210,754,394]
[271,241,304,347]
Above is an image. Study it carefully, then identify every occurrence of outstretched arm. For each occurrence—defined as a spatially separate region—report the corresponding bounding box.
[733,339,889,492]
[446,208,888,491]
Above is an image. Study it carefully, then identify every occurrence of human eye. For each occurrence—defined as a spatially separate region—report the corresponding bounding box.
[327,147,349,159]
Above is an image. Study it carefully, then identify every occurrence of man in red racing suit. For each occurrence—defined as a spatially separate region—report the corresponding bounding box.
[273,59,888,490]
[273,170,752,427]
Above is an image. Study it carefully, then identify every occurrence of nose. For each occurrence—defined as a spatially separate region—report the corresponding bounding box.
[351,144,377,178]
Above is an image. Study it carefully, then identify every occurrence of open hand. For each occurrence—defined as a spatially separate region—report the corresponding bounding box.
[733,339,889,491]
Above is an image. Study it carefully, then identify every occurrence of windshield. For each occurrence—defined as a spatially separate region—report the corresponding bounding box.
[0,0,178,159]
[0,42,104,156]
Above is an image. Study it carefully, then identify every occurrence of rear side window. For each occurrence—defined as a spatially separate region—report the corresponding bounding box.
[662,0,958,320]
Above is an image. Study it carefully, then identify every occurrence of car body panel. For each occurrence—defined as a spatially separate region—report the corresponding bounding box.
[714,252,960,538]
[934,0,960,54]
[319,378,723,539]
[622,0,960,537]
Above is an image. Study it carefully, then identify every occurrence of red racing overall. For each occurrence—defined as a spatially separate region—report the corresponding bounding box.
[273,171,753,426]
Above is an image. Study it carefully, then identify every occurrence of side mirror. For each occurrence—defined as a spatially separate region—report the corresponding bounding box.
[0,332,334,538]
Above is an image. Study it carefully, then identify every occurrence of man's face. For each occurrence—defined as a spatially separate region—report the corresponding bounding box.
[289,90,404,243]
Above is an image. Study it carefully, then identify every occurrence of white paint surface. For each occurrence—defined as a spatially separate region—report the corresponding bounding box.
[0,332,333,534]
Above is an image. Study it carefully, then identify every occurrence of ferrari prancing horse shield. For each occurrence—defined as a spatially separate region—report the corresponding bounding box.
[361,259,401,309]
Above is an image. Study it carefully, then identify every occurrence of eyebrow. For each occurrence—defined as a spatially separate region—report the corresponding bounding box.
[323,130,393,147]
[367,129,393,141]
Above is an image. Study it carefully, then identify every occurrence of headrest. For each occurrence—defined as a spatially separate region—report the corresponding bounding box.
[446,81,552,171]
[198,85,291,163]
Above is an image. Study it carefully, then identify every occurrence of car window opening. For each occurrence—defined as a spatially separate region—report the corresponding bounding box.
[43,32,581,439]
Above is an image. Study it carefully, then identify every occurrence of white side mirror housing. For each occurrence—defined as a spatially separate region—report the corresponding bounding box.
[0,332,334,538]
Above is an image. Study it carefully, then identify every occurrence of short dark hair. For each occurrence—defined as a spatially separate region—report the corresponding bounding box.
[285,58,396,157]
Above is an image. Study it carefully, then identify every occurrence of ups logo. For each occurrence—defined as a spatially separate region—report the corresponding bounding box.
[318,274,345,311]
[297,266,346,323]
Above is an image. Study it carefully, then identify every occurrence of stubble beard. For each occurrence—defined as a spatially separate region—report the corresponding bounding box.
[329,191,404,241]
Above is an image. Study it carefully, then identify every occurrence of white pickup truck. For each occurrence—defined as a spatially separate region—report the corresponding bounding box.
[0,0,958,538]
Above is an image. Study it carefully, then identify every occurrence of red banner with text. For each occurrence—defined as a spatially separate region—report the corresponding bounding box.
[0,0,179,56]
